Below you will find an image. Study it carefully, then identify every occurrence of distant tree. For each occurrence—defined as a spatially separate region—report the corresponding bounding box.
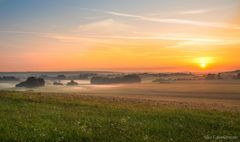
[78,73,96,80]
[16,77,45,88]
[152,78,171,83]
[237,73,240,79]
[0,76,19,81]
[205,74,216,80]
[233,73,240,79]
[39,75,49,79]
[57,74,66,79]
[217,73,223,80]
[67,80,78,86]
[53,81,63,85]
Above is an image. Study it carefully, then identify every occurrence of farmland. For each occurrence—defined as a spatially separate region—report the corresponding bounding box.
[0,80,239,141]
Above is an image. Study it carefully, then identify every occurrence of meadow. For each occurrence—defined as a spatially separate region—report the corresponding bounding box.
[0,82,240,142]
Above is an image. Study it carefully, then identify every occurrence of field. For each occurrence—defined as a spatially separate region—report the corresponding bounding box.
[0,80,240,141]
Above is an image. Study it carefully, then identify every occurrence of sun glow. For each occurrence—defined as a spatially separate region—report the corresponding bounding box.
[195,57,215,69]
[200,63,207,69]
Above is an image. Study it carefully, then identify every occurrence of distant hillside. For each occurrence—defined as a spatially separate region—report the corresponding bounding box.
[225,70,240,74]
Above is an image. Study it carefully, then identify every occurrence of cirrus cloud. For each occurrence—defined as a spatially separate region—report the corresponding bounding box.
[78,19,135,35]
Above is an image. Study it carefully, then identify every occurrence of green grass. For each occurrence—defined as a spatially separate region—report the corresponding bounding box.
[0,91,239,142]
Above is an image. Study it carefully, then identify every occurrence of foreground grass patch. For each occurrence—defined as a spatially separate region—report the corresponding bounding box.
[0,91,239,142]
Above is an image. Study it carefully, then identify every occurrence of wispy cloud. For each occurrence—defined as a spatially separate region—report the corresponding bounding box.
[179,5,234,15]
[42,32,240,47]
[84,8,240,30]
[0,30,53,36]
[78,19,134,35]
[1,30,239,46]
[180,9,212,15]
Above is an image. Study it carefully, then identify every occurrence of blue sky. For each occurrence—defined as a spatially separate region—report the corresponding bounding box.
[0,0,239,32]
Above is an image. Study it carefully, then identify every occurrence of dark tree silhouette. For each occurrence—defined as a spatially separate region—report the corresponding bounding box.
[16,77,45,88]
[205,74,216,80]
[237,73,240,79]
[67,80,78,86]
[53,81,63,85]
[0,76,19,81]
[217,73,223,80]
[57,74,66,79]
[78,73,96,80]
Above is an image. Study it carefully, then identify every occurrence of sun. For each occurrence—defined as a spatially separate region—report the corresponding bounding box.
[200,63,207,69]
[194,57,214,70]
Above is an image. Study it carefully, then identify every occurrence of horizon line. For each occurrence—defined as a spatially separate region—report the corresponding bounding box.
[0,68,239,74]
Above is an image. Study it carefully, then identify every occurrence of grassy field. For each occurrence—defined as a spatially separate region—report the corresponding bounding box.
[0,91,239,142]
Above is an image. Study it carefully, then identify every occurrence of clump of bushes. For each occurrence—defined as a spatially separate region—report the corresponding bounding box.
[53,81,63,85]
[67,80,78,86]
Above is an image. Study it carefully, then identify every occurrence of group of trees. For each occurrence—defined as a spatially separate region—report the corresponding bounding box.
[16,77,45,88]
[57,75,66,79]
[78,73,96,80]
[13,72,240,88]
[205,73,222,80]
[56,73,97,80]
[234,73,240,79]
[0,76,19,81]
[205,73,240,80]
[15,77,81,88]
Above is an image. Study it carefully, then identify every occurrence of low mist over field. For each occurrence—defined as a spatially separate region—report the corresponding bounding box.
[1,71,240,110]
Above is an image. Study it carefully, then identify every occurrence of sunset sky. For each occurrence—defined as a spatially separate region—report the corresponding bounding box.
[0,0,240,72]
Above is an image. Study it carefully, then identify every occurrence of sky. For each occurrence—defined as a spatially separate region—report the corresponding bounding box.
[0,0,240,72]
